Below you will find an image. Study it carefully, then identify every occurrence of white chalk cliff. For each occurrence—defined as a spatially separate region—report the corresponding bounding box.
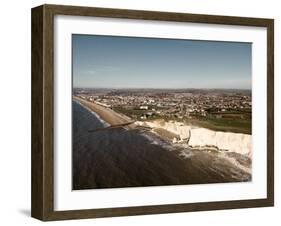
[144,121,192,140]
[188,128,252,156]
[135,120,252,157]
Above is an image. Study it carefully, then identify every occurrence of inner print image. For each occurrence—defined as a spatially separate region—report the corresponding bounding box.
[72,34,252,190]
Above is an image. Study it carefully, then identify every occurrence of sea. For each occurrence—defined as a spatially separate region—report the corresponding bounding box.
[72,101,251,190]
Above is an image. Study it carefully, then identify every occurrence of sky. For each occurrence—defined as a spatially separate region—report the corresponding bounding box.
[72,34,252,89]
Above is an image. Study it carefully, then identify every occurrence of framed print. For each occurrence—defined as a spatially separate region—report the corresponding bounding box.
[31,4,274,221]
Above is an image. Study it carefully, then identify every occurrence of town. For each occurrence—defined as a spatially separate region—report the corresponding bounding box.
[73,88,252,134]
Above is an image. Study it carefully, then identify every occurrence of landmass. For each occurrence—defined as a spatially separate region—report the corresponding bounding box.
[72,88,252,189]
[73,88,252,157]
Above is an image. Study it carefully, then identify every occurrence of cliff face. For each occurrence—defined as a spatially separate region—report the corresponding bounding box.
[188,128,252,156]
[136,120,252,157]
[144,121,192,140]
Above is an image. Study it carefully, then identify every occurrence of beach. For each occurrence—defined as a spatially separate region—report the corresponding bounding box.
[73,96,133,126]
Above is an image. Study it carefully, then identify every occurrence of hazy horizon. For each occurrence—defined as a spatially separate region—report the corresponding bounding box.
[73,35,252,90]
[73,86,251,91]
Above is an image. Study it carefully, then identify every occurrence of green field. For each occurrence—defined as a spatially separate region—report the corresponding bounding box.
[113,106,252,134]
[113,107,144,119]
[186,117,252,134]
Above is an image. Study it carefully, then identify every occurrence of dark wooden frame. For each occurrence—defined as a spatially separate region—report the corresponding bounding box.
[31,4,274,221]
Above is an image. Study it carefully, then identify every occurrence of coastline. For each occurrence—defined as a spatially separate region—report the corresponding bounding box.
[73,96,133,126]
[73,96,252,157]
[72,100,252,189]
[138,120,252,157]
[74,100,110,127]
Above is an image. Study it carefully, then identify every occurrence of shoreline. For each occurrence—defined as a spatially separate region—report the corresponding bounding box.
[138,120,252,157]
[73,96,252,157]
[72,98,252,189]
[74,100,110,127]
[73,96,133,126]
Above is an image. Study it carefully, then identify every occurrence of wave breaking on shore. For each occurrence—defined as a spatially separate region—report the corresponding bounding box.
[74,100,110,127]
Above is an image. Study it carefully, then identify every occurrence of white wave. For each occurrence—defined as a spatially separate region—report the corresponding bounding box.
[74,100,110,127]
[179,149,194,159]
[140,132,176,151]
[219,152,252,175]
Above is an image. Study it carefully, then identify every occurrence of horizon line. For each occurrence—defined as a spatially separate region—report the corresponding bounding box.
[73,87,251,91]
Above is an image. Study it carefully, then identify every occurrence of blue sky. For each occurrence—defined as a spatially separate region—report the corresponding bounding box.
[72,34,251,89]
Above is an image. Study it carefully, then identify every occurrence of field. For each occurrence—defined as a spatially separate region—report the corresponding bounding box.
[113,106,251,134]
[186,117,251,134]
